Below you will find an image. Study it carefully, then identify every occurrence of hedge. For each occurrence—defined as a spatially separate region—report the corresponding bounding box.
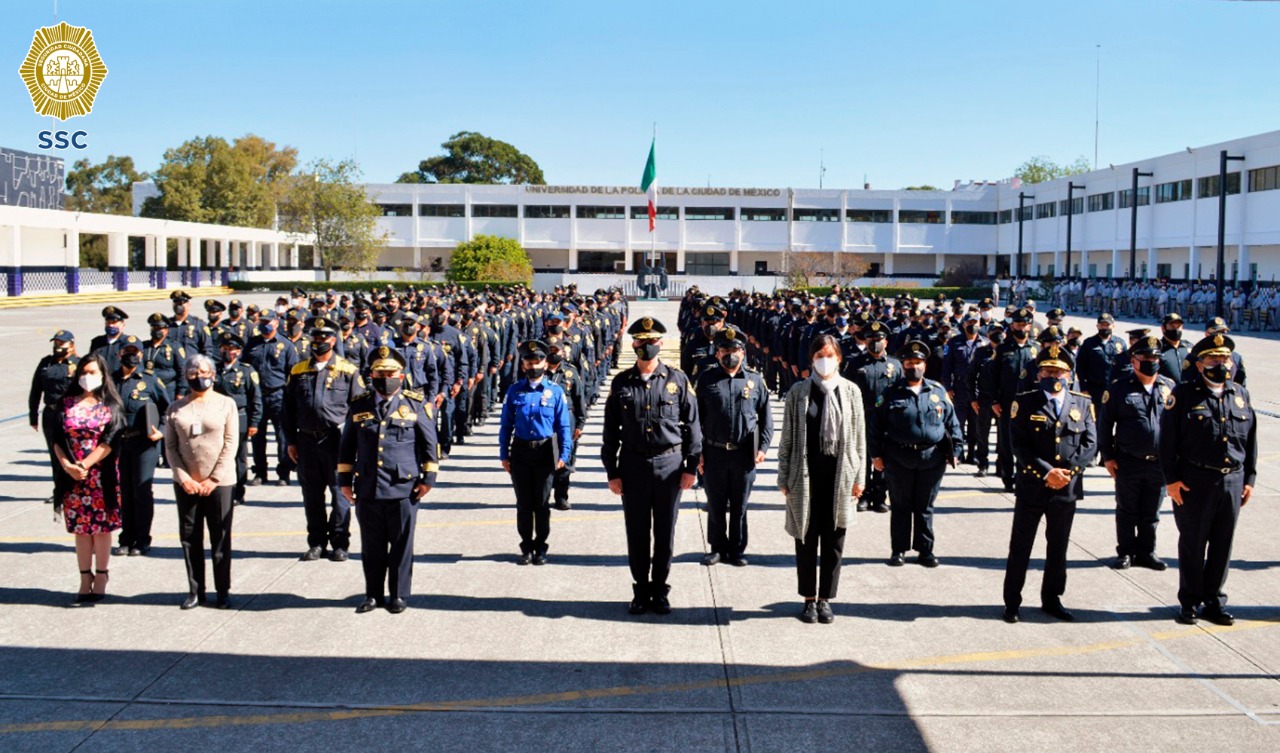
[226,280,529,294]
[801,285,993,300]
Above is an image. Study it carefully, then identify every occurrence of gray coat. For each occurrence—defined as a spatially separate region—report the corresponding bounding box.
[777,376,867,540]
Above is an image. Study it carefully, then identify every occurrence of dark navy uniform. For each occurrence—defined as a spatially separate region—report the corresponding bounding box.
[991,310,1039,491]
[1160,335,1257,624]
[499,341,574,561]
[167,290,215,359]
[88,305,130,376]
[284,317,365,558]
[1077,315,1126,403]
[29,331,79,501]
[214,333,263,505]
[338,347,440,611]
[1099,335,1175,567]
[869,341,963,564]
[143,314,186,402]
[112,337,170,555]
[246,313,299,484]
[969,324,1004,475]
[850,323,901,512]
[695,327,772,564]
[601,317,702,613]
[1158,314,1190,383]
[1003,345,1098,619]
[546,347,587,509]
[940,325,986,464]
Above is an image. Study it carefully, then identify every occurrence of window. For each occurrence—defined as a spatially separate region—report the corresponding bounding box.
[419,204,464,217]
[685,253,730,275]
[1197,173,1241,198]
[846,208,892,223]
[951,210,996,225]
[1016,206,1033,221]
[377,204,412,217]
[684,207,735,221]
[1057,197,1083,216]
[1154,179,1193,204]
[998,209,1013,224]
[742,207,788,221]
[1035,202,1056,219]
[1248,165,1279,193]
[792,208,839,222]
[630,205,679,220]
[471,204,517,218]
[899,209,944,224]
[1118,187,1150,209]
[1087,192,1114,212]
[576,205,626,219]
[576,251,621,272]
[525,204,570,219]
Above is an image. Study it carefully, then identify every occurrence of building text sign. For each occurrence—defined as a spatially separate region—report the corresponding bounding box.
[525,185,783,197]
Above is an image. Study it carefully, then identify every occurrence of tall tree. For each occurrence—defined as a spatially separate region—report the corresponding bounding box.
[143,134,297,227]
[397,131,545,184]
[64,155,148,269]
[1015,155,1092,185]
[278,158,387,282]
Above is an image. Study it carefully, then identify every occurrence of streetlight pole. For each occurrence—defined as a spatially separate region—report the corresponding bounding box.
[1017,192,1034,279]
[1128,167,1152,280]
[1216,149,1246,318]
[1066,182,1084,281]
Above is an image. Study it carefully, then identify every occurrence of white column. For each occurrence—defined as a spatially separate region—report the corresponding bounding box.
[882,253,895,276]
[189,237,203,268]
[676,207,686,274]
[935,253,947,275]
[291,244,300,268]
[107,233,128,268]
[1052,249,1063,278]
[1146,247,1158,280]
[568,203,578,273]
[65,229,80,268]
[1110,248,1123,279]
[1188,246,1201,281]
[1238,244,1251,283]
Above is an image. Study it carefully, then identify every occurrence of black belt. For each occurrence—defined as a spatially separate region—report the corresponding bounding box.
[1121,452,1159,463]
[298,428,335,438]
[626,444,680,459]
[892,440,937,452]
[706,440,749,451]
[1187,461,1241,475]
[512,437,551,449]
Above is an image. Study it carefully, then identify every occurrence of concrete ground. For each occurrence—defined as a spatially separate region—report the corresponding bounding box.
[0,293,1277,752]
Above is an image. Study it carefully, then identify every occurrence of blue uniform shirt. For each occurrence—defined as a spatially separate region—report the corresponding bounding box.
[499,378,573,464]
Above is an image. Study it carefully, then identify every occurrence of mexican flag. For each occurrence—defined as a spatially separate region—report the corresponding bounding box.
[641,139,657,232]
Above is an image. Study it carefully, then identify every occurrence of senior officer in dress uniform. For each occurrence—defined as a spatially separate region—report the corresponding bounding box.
[30,329,79,504]
[1002,344,1098,623]
[214,333,262,506]
[1160,334,1257,626]
[1099,335,1174,571]
[499,340,574,565]
[111,336,170,557]
[601,316,702,616]
[339,346,439,614]
[870,341,963,568]
[284,316,365,563]
[695,327,772,567]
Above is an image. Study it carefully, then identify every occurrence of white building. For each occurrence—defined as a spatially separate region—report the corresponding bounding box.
[365,129,1280,283]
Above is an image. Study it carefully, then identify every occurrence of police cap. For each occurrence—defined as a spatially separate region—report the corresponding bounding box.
[1191,333,1235,360]
[897,340,930,362]
[204,299,226,314]
[50,329,74,342]
[519,340,548,359]
[101,305,128,321]
[1035,342,1075,372]
[169,289,191,304]
[627,316,666,340]
[307,316,339,336]
[218,332,245,349]
[1130,335,1161,357]
[368,345,406,372]
[713,327,746,350]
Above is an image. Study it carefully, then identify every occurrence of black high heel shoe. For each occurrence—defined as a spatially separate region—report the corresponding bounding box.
[74,570,93,603]
[85,569,109,602]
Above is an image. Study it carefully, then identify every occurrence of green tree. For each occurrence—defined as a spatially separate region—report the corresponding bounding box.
[278,158,387,282]
[143,134,297,227]
[904,185,940,191]
[65,155,148,270]
[1014,155,1091,185]
[397,131,545,184]
[446,234,533,283]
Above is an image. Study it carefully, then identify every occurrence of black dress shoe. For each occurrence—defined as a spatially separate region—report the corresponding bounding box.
[531,552,547,566]
[329,548,349,563]
[274,477,290,486]
[800,601,818,623]
[872,502,890,513]
[856,500,869,512]
[1002,481,1015,493]
[650,595,671,615]
[1041,602,1075,621]
[128,547,144,557]
[215,593,230,610]
[1113,555,1132,570]
[387,598,408,614]
[975,467,988,478]
[111,545,130,556]
[628,596,649,615]
[181,593,205,610]
[1175,608,1198,625]
[816,600,835,624]
[1134,553,1167,571]
[1002,607,1020,624]
[729,556,748,567]
[518,552,533,566]
[301,546,324,562]
[249,477,265,487]
[1199,608,1235,626]
[702,552,721,566]
[919,554,939,568]
[888,552,905,567]
[356,597,380,614]
[553,500,571,510]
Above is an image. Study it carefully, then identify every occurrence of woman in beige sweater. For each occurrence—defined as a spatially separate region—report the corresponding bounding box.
[165,354,239,610]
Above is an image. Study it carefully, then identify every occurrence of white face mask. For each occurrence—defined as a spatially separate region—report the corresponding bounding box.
[812,357,839,378]
[79,373,103,393]
[275,305,288,315]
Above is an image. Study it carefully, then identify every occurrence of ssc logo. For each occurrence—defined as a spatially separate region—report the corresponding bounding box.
[18,21,108,120]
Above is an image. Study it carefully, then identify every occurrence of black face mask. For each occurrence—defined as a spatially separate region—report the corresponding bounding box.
[719,353,743,370]
[903,365,924,383]
[525,366,546,380]
[1203,363,1230,384]
[964,324,978,335]
[172,302,186,316]
[53,344,71,358]
[400,324,417,338]
[1165,328,1182,342]
[121,352,141,368]
[432,314,447,327]
[546,323,564,335]
[1098,328,1112,339]
[288,324,304,338]
[311,339,333,355]
[703,324,719,339]
[188,375,213,393]
[1067,338,1080,349]
[1011,329,1028,341]
[1136,360,1159,377]
[869,340,885,354]
[372,375,401,396]
[547,352,564,366]
[635,342,661,361]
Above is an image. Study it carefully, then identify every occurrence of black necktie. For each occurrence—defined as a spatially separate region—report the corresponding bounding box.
[376,398,388,421]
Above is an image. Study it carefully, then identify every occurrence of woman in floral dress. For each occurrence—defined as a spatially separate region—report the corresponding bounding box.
[52,354,123,603]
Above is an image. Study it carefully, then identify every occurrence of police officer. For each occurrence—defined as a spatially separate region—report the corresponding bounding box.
[601,316,701,615]
[391,312,439,399]
[1077,313,1126,410]
[89,306,129,376]
[545,338,586,510]
[219,299,251,344]
[213,333,262,506]
[204,299,227,333]
[338,315,370,377]
[284,316,365,562]
[1160,334,1257,626]
[1158,313,1189,382]
[969,322,1004,478]
[143,314,185,402]
[870,341,963,567]
[339,346,439,614]
[695,327,772,567]
[991,307,1039,492]
[29,330,79,503]
[246,311,299,486]
[111,336,169,557]
[1099,335,1174,571]
[168,290,214,359]
[1002,344,1097,623]
[941,316,987,465]
[499,341,574,564]
[851,321,901,513]
[681,303,725,376]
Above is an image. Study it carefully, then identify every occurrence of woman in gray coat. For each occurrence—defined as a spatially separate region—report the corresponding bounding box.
[778,334,867,624]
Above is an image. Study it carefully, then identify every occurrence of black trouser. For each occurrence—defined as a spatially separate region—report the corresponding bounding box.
[1115,458,1164,557]
[356,497,418,600]
[233,429,249,503]
[552,429,580,505]
[251,393,290,481]
[886,458,945,556]
[439,394,456,454]
[620,448,684,588]
[953,396,976,461]
[862,457,887,506]
[176,484,234,596]
[795,453,845,599]
[296,427,350,551]
[511,441,556,555]
[41,406,60,494]
[702,445,757,559]
[996,412,1015,483]
[973,402,994,470]
[453,383,471,441]
[1003,479,1076,609]
[1173,467,1243,612]
[118,436,160,549]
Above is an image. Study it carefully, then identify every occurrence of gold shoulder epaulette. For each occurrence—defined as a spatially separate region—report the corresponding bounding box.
[290,361,313,375]
[402,389,425,401]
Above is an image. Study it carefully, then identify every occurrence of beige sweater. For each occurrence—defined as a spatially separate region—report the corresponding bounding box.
[777,377,867,540]
[164,392,239,487]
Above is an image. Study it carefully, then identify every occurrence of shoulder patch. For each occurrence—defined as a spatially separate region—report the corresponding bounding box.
[1010,400,1019,419]
[290,361,313,375]
[403,389,424,401]
[250,371,259,384]
[1101,390,1109,404]
[1164,392,1176,410]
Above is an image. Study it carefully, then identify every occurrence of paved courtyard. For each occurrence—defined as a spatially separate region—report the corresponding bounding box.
[0,293,1277,752]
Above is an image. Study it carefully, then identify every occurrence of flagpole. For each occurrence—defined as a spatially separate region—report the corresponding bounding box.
[650,123,657,272]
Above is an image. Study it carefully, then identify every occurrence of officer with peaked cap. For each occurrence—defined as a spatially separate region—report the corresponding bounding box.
[545,337,587,510]
[219,299,251,344]
[144,313,185,402]
[1158,312,1189,382]
[1193,317,1246,386]
[89,306,129,376]
[30,330,79,503]
[1078,312,1126,412]
[339,345,439,614]
[111,335,169,556]
[214,332,262,506]
[168,290,214,359]
[1002,343,1097,623]
[246,310,300,485]
[870,341,963,568]
[602,316,702,615]
[990,307,1039,492]
[850,320,900,512]
[1160,333,1256,626]
[203,298,227,331]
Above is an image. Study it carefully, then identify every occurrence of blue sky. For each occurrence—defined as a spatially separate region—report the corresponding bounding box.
[5,0,1278,189]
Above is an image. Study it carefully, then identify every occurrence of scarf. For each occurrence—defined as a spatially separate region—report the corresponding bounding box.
[808,372,842,456]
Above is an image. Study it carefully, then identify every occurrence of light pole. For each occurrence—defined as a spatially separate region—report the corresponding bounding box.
[1066,181,1084,281]
[1216,149,1246,318]
[1017,192,1034,279]
[1128,167,1152,280]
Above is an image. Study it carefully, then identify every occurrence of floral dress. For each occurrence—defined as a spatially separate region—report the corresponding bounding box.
[57,397,121,535]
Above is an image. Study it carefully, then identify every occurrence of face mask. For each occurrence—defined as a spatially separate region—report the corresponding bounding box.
[288,324,303,338]
[836,316,849,327]
[208,314,221,325]
[432,314,446,327]
[400,324,417,337]
[1040,376,1067,394]
[812,356,839,378]
[1067,338,1080,349]
[869,340,885,354]
[311,339,333,355]
[229,308,242,318]
[104,324,121,337]
[635,342,661,361]
[79,373,103,392]
[222,348,240,364]
[719,353,743,370]
[150,328,166,340]
[172,302,185,315]
[904,365,924,383]
[372,375,402,396]
[1165,328,1182,341]
[1098,328,1112,339]
[964,323,977,334]
[275,305,288,315]
[187,375,213,393]
[547,352,564,366]
[1203,363,1230,384]
[1136,360,1159,377]
[703,324,719,339]
[1011,329,1028,341]
[525,366,546,380]
[53,344,71,357]
[546,323,564,335]
[120,352,141,368]
[258,323,275,335]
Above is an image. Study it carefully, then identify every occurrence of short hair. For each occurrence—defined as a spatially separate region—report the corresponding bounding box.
[184,354,216,374]
[808,333,842,361]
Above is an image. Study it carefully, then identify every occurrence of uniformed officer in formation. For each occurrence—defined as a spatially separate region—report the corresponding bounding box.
[30,329,79,503]
[1099,335,1174,571]
[601,316,701,615]
[339,346,440,614]
[284,316,365,562]
[941,316,987,466]
[167,290,214,359]
[111,335,169,557]
[89,306,129,375]
[218,299,252,344]
[849,321,899,513]
[246,310,299,485]
[1160,334,1257,626]
[499,340,574,564]
[1077,313,1126,416]
[213,332,263,506]
[1002,344,1097,623]
[988,307,1038,492]
[695,326,772,567]
[870,341,963,567]
[1158,313,1189,382]
[143,314,186,403]
[545,338,586,510]
[969,321,1004,478]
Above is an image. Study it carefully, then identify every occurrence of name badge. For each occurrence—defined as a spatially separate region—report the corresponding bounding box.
[189,421,203,437]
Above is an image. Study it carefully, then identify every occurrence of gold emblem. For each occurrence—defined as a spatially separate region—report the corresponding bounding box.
[1165,393,1176,409]
[1214,334,1224,347]
[1102,391,1110,404]
[666,382,678,395]
[1049,344,1060,359]
[1069,408,1081,421]
[1235,396,1245,409]
[19,22,107,120]
[1010,401,1019,419]
[396,405,413,419]
[930,393,940,403]
[641,317,653,332]
[725,329,736,340]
